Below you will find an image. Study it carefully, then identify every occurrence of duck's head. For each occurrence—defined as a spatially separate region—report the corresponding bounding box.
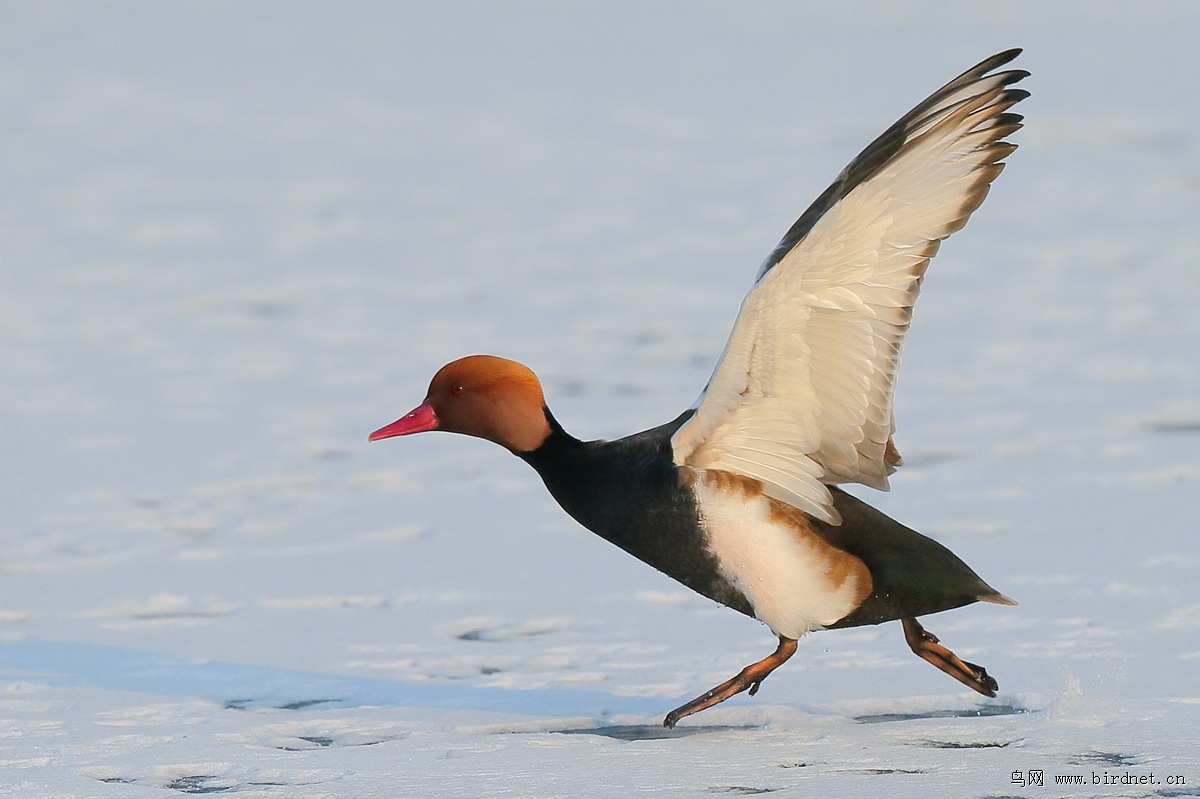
[369,355,551,453]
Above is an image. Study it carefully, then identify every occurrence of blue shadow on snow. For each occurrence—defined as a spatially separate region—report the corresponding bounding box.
[0,637,667,717]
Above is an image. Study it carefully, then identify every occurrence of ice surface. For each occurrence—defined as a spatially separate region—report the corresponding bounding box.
[2,2,1198,796]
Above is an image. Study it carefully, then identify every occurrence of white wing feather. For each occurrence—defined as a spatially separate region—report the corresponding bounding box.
[672,52,1027,524]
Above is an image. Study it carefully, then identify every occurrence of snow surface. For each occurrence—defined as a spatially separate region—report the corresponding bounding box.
[2,2,1199,796]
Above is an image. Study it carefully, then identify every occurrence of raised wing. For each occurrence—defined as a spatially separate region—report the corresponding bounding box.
[672,50,1028,524]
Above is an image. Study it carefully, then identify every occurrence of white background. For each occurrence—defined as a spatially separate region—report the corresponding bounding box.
[2,2,1198,796]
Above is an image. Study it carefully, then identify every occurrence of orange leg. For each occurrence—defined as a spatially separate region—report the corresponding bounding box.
[902,616,998,697]
[663,636,798,728]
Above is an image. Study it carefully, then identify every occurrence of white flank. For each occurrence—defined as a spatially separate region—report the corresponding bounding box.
[692,470,867,639]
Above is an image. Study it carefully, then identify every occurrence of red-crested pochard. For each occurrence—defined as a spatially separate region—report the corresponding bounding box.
[372,50,1025,727]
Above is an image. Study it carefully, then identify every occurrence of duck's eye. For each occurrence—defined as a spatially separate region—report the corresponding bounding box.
[451,384,465,395]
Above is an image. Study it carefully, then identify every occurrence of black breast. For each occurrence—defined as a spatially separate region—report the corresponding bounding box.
[518,411,754,618]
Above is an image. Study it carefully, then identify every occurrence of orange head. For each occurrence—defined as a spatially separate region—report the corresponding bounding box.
[369,355,551,453]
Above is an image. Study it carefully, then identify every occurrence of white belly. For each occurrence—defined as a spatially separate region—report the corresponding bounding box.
[692,469,872,639]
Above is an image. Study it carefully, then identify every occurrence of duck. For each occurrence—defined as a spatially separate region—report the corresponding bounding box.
[371,49,1027,728]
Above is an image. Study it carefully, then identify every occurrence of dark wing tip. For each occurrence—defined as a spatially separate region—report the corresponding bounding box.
[1003,87,1032,104]
[992,111,1026,127]
[947,50,1026,92]
[980,48,1023,70]
[995,69,1031,88]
